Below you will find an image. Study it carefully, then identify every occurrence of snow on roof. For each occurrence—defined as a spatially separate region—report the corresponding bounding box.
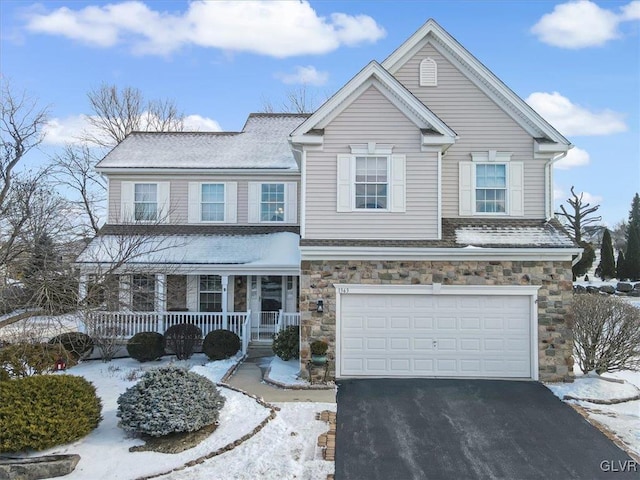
[76,232,300,268]
[456,225,576,247]
[96,114,308,170]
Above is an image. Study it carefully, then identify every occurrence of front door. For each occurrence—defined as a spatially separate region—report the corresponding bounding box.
[249,276,284,340]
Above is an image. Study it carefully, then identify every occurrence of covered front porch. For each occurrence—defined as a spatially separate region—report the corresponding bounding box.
[75,231,302,352]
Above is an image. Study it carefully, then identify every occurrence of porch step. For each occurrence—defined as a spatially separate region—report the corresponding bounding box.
[246,344,274,360]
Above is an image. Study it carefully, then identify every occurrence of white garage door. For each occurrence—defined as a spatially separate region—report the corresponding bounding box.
[339,293,532,379]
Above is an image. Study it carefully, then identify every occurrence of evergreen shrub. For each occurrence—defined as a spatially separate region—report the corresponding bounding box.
[0,375,102,452]
[127,332,165,362]
[203,330,240,360]
[117,366,225,437]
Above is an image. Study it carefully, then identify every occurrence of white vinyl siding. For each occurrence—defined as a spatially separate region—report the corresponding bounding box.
[248,182,297,224]
[187,182,238,223]
[305,85,438,239]
[393,42,542,218]
[120,181,170,223]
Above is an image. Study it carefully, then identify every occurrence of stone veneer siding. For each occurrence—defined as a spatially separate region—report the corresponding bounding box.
[300,260,574,383]
[233,276,247,312]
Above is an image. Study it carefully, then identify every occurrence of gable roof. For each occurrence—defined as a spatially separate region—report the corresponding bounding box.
[382,19,571,148]
[96,113,308,171]
[290,60,456,145]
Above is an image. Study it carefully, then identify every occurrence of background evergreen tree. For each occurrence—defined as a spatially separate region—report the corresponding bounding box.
[617,251,627,280]
[598,229,616,280]
[625,226,640,280]
[628,193,640,237]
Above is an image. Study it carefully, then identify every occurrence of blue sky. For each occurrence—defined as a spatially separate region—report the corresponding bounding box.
[1,0,638,226]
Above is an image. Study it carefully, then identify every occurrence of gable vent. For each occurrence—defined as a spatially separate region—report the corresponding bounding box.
[420,58,437,87]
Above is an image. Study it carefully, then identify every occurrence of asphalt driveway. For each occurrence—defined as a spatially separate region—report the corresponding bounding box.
[336,379,638,480]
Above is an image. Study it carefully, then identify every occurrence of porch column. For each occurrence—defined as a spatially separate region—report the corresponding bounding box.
[221,275,229,329]
[78,274,87,333]
[155,274,166,312]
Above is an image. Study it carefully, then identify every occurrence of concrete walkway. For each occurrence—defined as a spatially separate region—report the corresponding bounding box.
[226,346,336,403]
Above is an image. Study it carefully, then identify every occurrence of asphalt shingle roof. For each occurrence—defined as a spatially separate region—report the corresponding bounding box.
[96,114,309,170]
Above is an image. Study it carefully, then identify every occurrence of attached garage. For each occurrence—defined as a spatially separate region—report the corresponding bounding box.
[336,284,540,380]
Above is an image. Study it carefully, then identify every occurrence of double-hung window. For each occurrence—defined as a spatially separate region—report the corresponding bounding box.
[355,156,388,209]
[201,184,225,222]
[199,275,222,312]
[132,274,155,311]
[134,184,157,221]
[260,183,285,222]
[475,164,506,213]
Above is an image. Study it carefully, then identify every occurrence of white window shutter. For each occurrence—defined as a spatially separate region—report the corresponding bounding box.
[225,182,238,223]
[188,182,200,223]
[390,154,406,212]
[336,154,352,212]
[120,182,134,222]
[509,162,524,216]
[420,58,437,87]
[248,182,260,223]
[119,275,131,310]
[459,161,473,216]
[158,182,170,223]
[285,182,298,223]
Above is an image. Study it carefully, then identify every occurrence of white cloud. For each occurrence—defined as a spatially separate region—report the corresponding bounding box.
[24,1,386,57]
[42,115,105,146]
[531,0,639,48]
[183,115,222,131]
[554,186,566,202]
[276,66,329,86]
[43,113,221,145]
[581,191,604,205]
[526,92,627,136]
[554,147,590,170]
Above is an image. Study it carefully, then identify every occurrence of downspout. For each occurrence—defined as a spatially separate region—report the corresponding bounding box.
[545,151,567,221]
[572,249,583,267]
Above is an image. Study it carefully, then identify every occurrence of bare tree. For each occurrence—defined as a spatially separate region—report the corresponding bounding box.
[52,145,106,235]
[556,186,602,244]
[83,84,184,147]
[260,85,321,114]
[1,80,48,211]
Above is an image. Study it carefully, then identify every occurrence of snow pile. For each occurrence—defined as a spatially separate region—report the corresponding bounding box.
[546,369,640,457]
[267,357,308,386]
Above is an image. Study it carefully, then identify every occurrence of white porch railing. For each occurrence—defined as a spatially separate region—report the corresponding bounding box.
[277,310,301,331]
[84,310,252,355]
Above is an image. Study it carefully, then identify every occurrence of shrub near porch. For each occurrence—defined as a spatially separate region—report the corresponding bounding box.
[300,259,574,383]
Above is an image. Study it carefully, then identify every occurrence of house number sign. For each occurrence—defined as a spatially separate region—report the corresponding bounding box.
[337,287,350,294]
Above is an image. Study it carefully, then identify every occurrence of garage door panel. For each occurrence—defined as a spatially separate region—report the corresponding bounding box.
[340,293,532,379]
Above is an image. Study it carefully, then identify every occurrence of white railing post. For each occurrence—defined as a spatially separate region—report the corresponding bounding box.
[221,275,229,330]
[276,309,283,333]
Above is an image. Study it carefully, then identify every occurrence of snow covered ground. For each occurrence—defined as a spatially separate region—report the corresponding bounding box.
[264,356,309,386]
[19,354,334,480]
[546,369,640,458]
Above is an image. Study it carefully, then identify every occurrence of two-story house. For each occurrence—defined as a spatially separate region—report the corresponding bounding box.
[76,19,580,382]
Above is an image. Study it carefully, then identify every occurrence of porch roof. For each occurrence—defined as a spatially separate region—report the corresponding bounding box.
[76,232,300,274]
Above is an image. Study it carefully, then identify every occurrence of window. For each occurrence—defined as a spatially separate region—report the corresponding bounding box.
[260,183,285,221]
[201,184,225,221]
[355,156,388,209]
[199,275,222,312]
[132,274,155,311]
[134,184,157,221]
[475,164,506,213]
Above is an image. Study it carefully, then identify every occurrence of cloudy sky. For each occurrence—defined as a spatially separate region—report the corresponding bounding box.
[1,0,638,225]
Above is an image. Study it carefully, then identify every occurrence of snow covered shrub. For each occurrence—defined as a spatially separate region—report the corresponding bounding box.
[203,330,240,360]
[117,366,225,437]
[165,323,202,360]
[0,343,76,378]
[0,375,102,452]
[49,332,94,360]
[573,293,640,373]
[127,332,165,362]
[272,325,299,360]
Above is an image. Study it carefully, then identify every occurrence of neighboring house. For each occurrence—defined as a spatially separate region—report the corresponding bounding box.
[76,19,580,382]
